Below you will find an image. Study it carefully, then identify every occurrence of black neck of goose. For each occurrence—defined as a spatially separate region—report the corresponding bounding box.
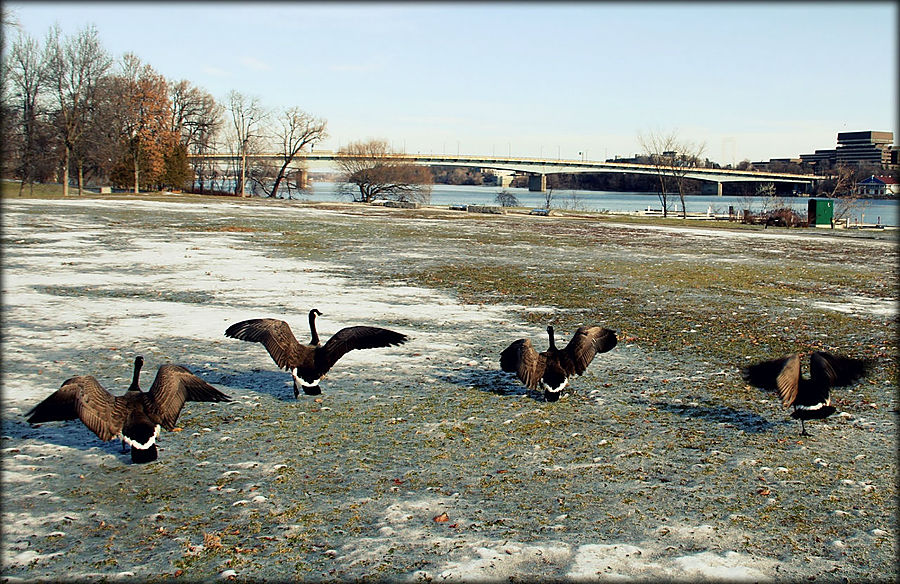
[309,310,320,345]
[547,326,557,351]
[129,357,143,392]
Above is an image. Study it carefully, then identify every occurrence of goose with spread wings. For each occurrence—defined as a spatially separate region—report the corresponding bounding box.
[225,309,409,397]
[500,325,617,401]
[741,351,869,436]
[25,356,231,463]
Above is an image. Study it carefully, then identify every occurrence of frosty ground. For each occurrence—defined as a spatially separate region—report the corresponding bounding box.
[1,195,897,582]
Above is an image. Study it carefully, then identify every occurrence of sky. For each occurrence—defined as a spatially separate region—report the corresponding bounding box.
[4,2,897,164]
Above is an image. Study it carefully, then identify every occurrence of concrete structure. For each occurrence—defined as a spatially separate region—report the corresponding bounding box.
[527,174,547,192]
[189,152,822,194]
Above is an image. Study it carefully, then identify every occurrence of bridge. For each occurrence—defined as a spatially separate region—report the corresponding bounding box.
[188,152,824,195]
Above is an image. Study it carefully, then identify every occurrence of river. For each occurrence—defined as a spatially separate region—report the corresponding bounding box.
[207,180,899,227]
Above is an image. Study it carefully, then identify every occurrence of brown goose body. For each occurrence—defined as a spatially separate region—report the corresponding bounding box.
[741,351,869,435]
[25,356,231,463]
[500,325,617,401]
[225,309,409,397]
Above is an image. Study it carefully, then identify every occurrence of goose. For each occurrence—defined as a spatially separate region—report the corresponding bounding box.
[741,351,869,436]
[500,325,617,401]
[224,309,409,397]
[25,356,231,463]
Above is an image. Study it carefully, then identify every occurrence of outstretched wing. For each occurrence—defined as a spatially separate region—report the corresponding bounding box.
[563,326,618,375]
[225,318,304,370]
[316,326,409,375]
[26,376,126,442]
[810,351,868,388]
[146,365,231,430]
[742,354,800,408]
[500,338,546,390]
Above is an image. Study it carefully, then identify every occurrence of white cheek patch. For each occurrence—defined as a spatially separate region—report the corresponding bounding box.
[122,425,161,450]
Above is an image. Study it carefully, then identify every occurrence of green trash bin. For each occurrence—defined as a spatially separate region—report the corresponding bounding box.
[807,199,833,227]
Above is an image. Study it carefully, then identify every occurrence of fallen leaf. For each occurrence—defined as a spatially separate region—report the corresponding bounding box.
[758,488,771,496]
[433,512,449,523]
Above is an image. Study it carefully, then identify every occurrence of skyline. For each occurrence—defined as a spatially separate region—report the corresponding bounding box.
[4,2,897,165]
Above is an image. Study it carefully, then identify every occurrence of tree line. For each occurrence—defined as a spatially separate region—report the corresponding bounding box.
[1,20,333,199]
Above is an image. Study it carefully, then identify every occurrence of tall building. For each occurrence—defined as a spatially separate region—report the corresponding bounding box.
[835,131,893,167]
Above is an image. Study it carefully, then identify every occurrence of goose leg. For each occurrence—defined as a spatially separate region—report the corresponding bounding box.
[799,418,810,437]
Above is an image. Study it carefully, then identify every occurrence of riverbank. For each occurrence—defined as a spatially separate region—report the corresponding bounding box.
[1,195,897,582]
[4,179,898,228]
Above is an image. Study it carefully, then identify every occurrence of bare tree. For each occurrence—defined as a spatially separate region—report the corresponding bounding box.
[543,187,556,210]
[495,190,519,207]
[264,107,327,198]
[670,141,706,218]
[335,139,432,203]
[227,91,267,197]
[638,131,677,217]
[6,31,52,194]
[639,130,705,218]
[73,74,124,188]
[169,80,222,193]
[45,23,112,196]
[824,165,869,226]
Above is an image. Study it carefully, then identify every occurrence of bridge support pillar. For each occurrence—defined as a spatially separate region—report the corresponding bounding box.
[528,174,547,192]
[295,169,309,190]
[701,181,723,196]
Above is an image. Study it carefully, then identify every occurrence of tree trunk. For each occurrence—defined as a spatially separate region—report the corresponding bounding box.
[240,150,247,197]
[656,173,667,217]
[78,160,84,196]
[269,161,291,198]
[62,145,70,197]
[133,145,140,194]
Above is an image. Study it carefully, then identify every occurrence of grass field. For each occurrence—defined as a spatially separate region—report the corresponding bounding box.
[2,192,897,582]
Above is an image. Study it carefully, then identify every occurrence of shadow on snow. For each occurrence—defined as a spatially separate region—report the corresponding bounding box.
[436,366,550,402]
[633,396,779,433]
[192,366,297,401]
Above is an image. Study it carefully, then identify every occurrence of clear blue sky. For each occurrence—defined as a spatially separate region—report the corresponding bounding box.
[5,2,897,164]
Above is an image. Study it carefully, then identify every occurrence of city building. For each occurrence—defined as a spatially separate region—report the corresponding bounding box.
[835,131,894,167]
[799,149,837,169]
[774,130,895,172]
